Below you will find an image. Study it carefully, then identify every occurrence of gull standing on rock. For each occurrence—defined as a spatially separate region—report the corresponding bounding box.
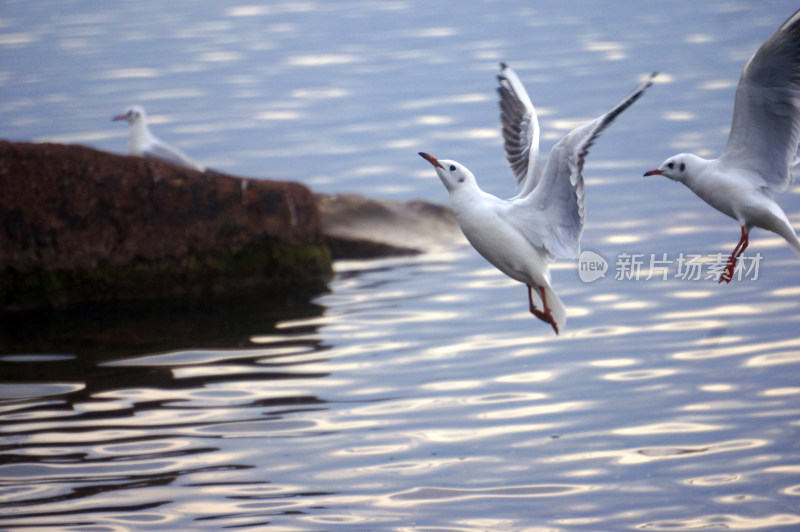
[644,9,800,283]
[113,105,205,171]
[420,64,656,334]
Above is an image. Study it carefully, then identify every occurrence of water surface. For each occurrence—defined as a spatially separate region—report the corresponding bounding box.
[2,1,800,530]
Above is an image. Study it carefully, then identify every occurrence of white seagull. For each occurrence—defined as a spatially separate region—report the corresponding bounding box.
[420,64,656,334]
[644,8,800,283]
[113,105,205,171]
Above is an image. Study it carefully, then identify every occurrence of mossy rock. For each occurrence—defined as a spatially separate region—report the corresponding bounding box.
[1,243,332,311]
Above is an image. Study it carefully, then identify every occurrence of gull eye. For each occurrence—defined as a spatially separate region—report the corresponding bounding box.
[667,162,674,169]
[449,165,456,172]
[680,162,685,172]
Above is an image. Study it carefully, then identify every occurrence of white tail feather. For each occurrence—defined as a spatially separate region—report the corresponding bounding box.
[772,215,800,260]
[784,228,800,259]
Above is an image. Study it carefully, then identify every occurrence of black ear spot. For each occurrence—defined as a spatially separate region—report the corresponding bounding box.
[457,177,465,183]
[679,162,685,172]
[449,165,456,172]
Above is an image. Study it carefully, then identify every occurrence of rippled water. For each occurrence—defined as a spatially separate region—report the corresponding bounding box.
[2,1,800,530]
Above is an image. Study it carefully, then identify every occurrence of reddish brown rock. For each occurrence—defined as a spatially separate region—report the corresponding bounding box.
[0,141,331,310]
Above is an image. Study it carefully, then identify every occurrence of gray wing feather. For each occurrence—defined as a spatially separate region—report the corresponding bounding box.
[720,8,800,192]
[506,73,657,259]
[497,63,542,196]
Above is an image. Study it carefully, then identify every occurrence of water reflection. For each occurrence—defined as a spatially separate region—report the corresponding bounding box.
[0,297,326,499]
[2,250,800,529]
[639,514,800,530]
[3,0,800,529]
[385,483,593,505]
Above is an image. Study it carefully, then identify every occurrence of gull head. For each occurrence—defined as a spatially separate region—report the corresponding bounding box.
[644,153,698,183]
[113,105,146,125]
[418,152,475,192]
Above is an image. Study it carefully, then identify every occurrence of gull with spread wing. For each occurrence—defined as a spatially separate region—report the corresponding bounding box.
[421,64,656,334]
[113,105,205,171]
[644,9,800,283]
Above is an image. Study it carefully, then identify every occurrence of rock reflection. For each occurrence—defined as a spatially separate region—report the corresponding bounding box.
[0,293,330,529]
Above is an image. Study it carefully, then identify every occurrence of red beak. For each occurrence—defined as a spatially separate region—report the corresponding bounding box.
[112,114,126,122]
[643,169,662,176]
[419,152,444,169]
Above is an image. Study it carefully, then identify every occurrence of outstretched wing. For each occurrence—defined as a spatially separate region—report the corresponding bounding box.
[497,62,543,197]
[720,8,800,192]
[506,73,657,258]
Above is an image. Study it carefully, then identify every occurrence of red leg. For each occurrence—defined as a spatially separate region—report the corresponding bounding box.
[526,285,559,335]
[730,226,748,258]
[539,286,559,335]
[539,286,550,315]
[719,226,749,284]
[527,285,546,320]
[527,284,535,313]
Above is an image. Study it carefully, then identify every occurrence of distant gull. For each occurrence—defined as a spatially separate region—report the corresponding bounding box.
[113,105,205,171]
[420,64,656,334]
[644,8,800,282]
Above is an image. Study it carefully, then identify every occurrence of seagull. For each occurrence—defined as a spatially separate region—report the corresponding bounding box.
[112,105,205,171]
[420,64,656,334]
[644,8,800,283]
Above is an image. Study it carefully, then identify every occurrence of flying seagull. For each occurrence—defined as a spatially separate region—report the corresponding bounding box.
[644,8,800,282]
[420,64,656,334]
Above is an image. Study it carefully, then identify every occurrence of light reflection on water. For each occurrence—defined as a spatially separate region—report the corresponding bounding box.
[2,248,800,529]
[2,0,800,530]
